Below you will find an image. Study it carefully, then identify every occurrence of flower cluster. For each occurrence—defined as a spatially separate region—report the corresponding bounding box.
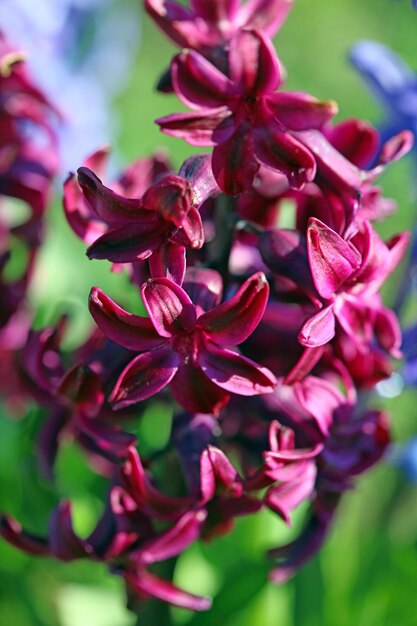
[0,33,58,405]
[0,0,413,615]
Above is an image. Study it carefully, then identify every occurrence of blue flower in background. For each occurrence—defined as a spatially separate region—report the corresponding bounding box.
[349,40,417,161]
[0,0,140,172]
[390,437,417,482]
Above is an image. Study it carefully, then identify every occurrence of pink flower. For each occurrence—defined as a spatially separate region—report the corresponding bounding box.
[145,0,294,51]
[298,218,409,351]
[89,270,277,415]
[157,29,337,194]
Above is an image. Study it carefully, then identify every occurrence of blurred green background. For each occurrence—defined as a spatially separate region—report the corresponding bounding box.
[2,0,417,624]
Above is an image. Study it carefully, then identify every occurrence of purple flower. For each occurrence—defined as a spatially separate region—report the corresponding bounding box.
[17,319,137,477]
[298,218,408,350]
[157,29,337,194]
[89,271,277,415]
[145,0,294,50]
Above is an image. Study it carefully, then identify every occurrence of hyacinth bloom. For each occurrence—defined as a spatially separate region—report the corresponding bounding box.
[157,29,338,194]
[145,0,294,51]
[298,218,408,350]
[270,406,390,582]
[89,271,277,414]
[76,166,204,284]
[17,320,137,476]
[63,147,171,246]
[0,490,212,611]
[0,34,58,216]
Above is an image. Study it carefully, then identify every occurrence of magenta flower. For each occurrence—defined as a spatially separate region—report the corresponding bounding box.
[145,0,294,51]
[77,166,204,284]
[157,29,338,195]
[298,218,409,350]
[89,271,277,415]
[63,147,171,246]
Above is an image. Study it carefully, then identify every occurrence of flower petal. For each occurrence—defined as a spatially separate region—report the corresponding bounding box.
[131,510,206,565]
[228,30,281,95]
[267,92,338,131]
[77,167,143,224]
[149,242,186,285]
[199,342,277,395]
[142,278,197,337]
[183,267,223,314]
[212,122,259,194]
[254,119,316,189]
[0,515,49,555]
[89,287,163,351]
[172,49,233,109]
[265,462,317,525]
[125,568,212,611]
[87,220,164,262]
[298,304,336,347]
[307,218,361,299]
[238,0,294,37]
[48,502,86,561]
[157,107,230,146]
[142,175,193,227]
[199,272,269,345]
[110,348,179,409]
[170,361,230,415]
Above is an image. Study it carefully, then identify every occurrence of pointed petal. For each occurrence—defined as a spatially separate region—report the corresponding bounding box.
[377,130,413,165]
[307,218,361,299]
[37,408,70,479]
[48,502,86,560]
[183,267,223,314]
[178,153,221,206]
[125,568,212,611]
[298,304,336,347]
[265,462,316,525]
[87,219,164,263]
[212,123,259,195]
[122,447,192,520]
[131,510,206,565]
[375,306,402,357]
[63,172,106,245]
[171,207,204,249]
[335,297,374,345]
[238,0,294,37]
[172,49,232,109]
[254,120,316,189]
[144,0,201,49]
[77,415,137,463]
[191,0,239,21]
[77,167,143,224]
[170,361,230,415]
[0,515,49,555]
[229,30,280,95]
[267,92,338,130]
[149,243,186,285]
[141,278,196,337]
[89,287,164,351]
[142,175,193,227]
[200,445,241,502]
[157,108,230,146]
[110,348,179,409]
[199,342,277,395]
[199,272,269,345]
[325,119,379,168]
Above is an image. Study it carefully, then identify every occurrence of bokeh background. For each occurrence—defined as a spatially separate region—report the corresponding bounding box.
[1,0,417,624]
